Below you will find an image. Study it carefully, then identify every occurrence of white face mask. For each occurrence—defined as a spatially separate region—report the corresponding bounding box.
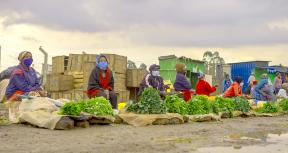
[152,71,160,77]
[240,82,244,87]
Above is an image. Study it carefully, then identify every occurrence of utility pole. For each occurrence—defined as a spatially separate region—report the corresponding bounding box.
[0,45,1,70]
[39,46,48,86]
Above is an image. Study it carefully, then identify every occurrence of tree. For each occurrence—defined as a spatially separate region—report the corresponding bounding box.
[127,60,137,69]
[139,63,147,70]
[203,51,225,78]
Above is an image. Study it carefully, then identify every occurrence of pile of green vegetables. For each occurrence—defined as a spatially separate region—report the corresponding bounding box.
[212,97,236,117]
[232,97,251,113]
[164,94,188,115]
[255,102,281,113]
[188,95,213,115]
[127,87,167,114]
[60,97,114,116]
[279,99,288,112]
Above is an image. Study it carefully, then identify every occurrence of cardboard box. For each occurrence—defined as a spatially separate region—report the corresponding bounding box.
[52,56,69,74]
[49,74,74,92]
[104,54,127,74]
[126,69,146,87]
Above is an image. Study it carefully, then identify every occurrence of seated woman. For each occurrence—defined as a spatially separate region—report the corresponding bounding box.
[223,76,243,98]
[173,63,194,101]
[253,74,271,101]
[5,51,45,101]
[277,83,288,99]
[87,55,117,110]
[138,64,166,96]
[196,73,217,96]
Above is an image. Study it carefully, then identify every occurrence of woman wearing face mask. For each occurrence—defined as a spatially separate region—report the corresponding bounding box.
[223,76,243,98]
[196,73,218,96]
[87,55,117,110]
[173,63,194,101]
[5,51,44,101]
[138,64,166,96]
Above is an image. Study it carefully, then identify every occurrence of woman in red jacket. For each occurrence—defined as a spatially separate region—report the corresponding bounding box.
[196,73,217,96]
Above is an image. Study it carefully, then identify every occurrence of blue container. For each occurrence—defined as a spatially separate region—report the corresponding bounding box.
[231,61,269,91]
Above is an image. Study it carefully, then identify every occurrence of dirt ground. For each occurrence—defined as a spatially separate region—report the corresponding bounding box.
[1,115,288,153]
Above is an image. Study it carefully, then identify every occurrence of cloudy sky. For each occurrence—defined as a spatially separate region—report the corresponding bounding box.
[0,0,288,71]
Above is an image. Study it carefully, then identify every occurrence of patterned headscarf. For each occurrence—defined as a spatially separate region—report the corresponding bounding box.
[18,51,32,62]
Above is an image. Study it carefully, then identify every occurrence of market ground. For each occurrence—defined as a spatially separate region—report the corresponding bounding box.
[1,115,288,153]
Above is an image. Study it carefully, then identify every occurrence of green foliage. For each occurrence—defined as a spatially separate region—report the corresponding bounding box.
[60,97,114,116]
[60,102,83,116]
[255,102,281,113]
[82,97,114,116]
[188,95,213,115]
[127,87,167,114]
[279,99,288,112]
[164,95,188,115]
[233,97,251,113]
[212,97,236,117]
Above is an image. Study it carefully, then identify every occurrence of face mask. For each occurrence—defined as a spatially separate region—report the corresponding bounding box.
[152,71,160,77]
[98,61,108,70]
[23,58,33,67]
[240,82,244,87]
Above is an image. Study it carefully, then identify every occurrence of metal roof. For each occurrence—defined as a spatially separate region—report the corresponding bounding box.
[228,60,271,65]
[158,55,204,63]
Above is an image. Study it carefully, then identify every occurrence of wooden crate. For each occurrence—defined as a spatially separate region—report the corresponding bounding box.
[126,69,146,87]
[114,73,127,91]
[52,56,69,74]
[83,62,96,90]
[44,74,51,91]
[50,92,62,100]
[116,90,130,103]
[49,74,74,92]
[104,54,127,74]
[68,54,97,71]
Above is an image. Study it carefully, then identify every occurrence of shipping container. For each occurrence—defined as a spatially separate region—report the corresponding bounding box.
[230,61,270,91]
[159,55,205,88]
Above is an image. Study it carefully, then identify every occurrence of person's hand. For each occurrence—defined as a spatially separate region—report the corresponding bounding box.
[28,91,41,97]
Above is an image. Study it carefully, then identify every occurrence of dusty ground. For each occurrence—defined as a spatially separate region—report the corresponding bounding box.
[0,115,288,153]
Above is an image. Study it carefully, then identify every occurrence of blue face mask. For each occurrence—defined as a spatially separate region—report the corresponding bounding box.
[98,61,108,70]
[152,71,160,77]
[23,58,33,67]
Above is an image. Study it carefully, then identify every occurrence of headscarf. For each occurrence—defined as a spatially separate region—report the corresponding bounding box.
[18,51,32,62]
[96,54,108,68]
[149,64,160,72]
[176,63,186,73]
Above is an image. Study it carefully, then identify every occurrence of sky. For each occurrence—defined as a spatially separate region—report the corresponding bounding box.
[0,0,288,72]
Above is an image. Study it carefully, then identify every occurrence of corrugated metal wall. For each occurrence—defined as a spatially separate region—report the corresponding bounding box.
[231,61,269,91]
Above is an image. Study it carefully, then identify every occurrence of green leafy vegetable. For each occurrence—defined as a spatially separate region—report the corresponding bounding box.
[82,97,114,116]
[164,95,188,115]
[127,87,167,114]
[255,102,280,113]
[212,97,236,117]
[60,102,83,116]
[188,95,213,115]
[60,97,114,116]
[233,97,251,113]
[279,99,288,112]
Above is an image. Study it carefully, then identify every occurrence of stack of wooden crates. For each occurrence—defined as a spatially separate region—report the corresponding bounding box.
[45,53,131,103]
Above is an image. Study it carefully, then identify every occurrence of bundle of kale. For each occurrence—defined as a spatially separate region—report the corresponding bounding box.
[127,87,167,114]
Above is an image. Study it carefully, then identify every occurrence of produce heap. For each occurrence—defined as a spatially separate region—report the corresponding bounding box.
[164,94,188,115]
[187,95,213,115]
[127,87,167,114]
[60,97,114,116]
